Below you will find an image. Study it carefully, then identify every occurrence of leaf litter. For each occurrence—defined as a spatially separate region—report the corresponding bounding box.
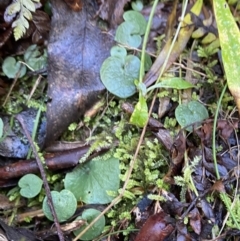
[0,0,240,240]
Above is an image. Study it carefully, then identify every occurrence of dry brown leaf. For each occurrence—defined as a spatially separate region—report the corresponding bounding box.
[97,0,130,27]
[32,10,50,44]
[45,0,113,145]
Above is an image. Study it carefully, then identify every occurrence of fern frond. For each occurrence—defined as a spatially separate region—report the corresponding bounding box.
[22,0,35,12]
[5,0,38,40]
[174,176,185,187]
[6,1,20,15]
[220,193,240,229]
[12,18,26,40]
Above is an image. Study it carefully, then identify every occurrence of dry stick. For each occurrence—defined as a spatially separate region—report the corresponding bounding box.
[15,115,65,241]
[73,91,158,241]
[3,69,21,107]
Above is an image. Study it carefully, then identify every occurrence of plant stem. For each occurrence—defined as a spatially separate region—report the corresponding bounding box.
[139,0,159,84]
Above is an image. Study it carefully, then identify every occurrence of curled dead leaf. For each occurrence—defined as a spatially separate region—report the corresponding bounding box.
[134,211,174,241]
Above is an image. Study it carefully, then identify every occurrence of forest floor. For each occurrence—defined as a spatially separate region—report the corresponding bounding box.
[0,0,240,240]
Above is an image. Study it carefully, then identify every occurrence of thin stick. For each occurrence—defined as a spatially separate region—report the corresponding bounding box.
[15,115,65,241]
[73,87,159,241]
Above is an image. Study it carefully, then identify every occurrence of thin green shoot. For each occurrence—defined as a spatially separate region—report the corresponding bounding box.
[139,0,159,84]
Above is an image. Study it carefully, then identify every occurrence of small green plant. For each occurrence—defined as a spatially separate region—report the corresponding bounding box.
[115,10,147,48]
[100,46,140,98]
[220,194,240,229]
[174,156,201,200]
[2,44,47,80]
[18,174,43,198]
[42,189,77,222]
[4,0,40,40]
[175,100,209,131]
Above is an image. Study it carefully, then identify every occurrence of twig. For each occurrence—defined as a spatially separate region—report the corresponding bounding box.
[15,115,65,241]
[3,70,21,107]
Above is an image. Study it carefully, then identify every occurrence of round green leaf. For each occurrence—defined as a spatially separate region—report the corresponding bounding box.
[64,156,120,204]
[175,101,209,131]
[18,174,43,198]
[42,190,77,222]
[73,209,105,240]
[123,10,147,35]
[0,118,3,138]
[2,57,26,79]
[24,44,47,71]
[115,22,142,48]
[110,46,127,59]
[100,55,140,98]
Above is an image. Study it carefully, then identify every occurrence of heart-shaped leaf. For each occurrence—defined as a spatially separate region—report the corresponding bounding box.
[64,155,120,204]
[2,57,26,79]
[18,174,43,198]
[115,22,142,48]
[175,101,209,131]
[123,10,147,35]
[42,190,77,222]
[110,46,127,59]
[73,209,105,240]
[100,55,140,98]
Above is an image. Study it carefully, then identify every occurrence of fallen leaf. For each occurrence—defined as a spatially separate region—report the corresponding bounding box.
[171,131,186,165]
[32,10,50,44]
[0,219,40,241]
[188,208,201,235]
[45,0,113,145]
[217,119,238,140]
[134,211,174,241]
